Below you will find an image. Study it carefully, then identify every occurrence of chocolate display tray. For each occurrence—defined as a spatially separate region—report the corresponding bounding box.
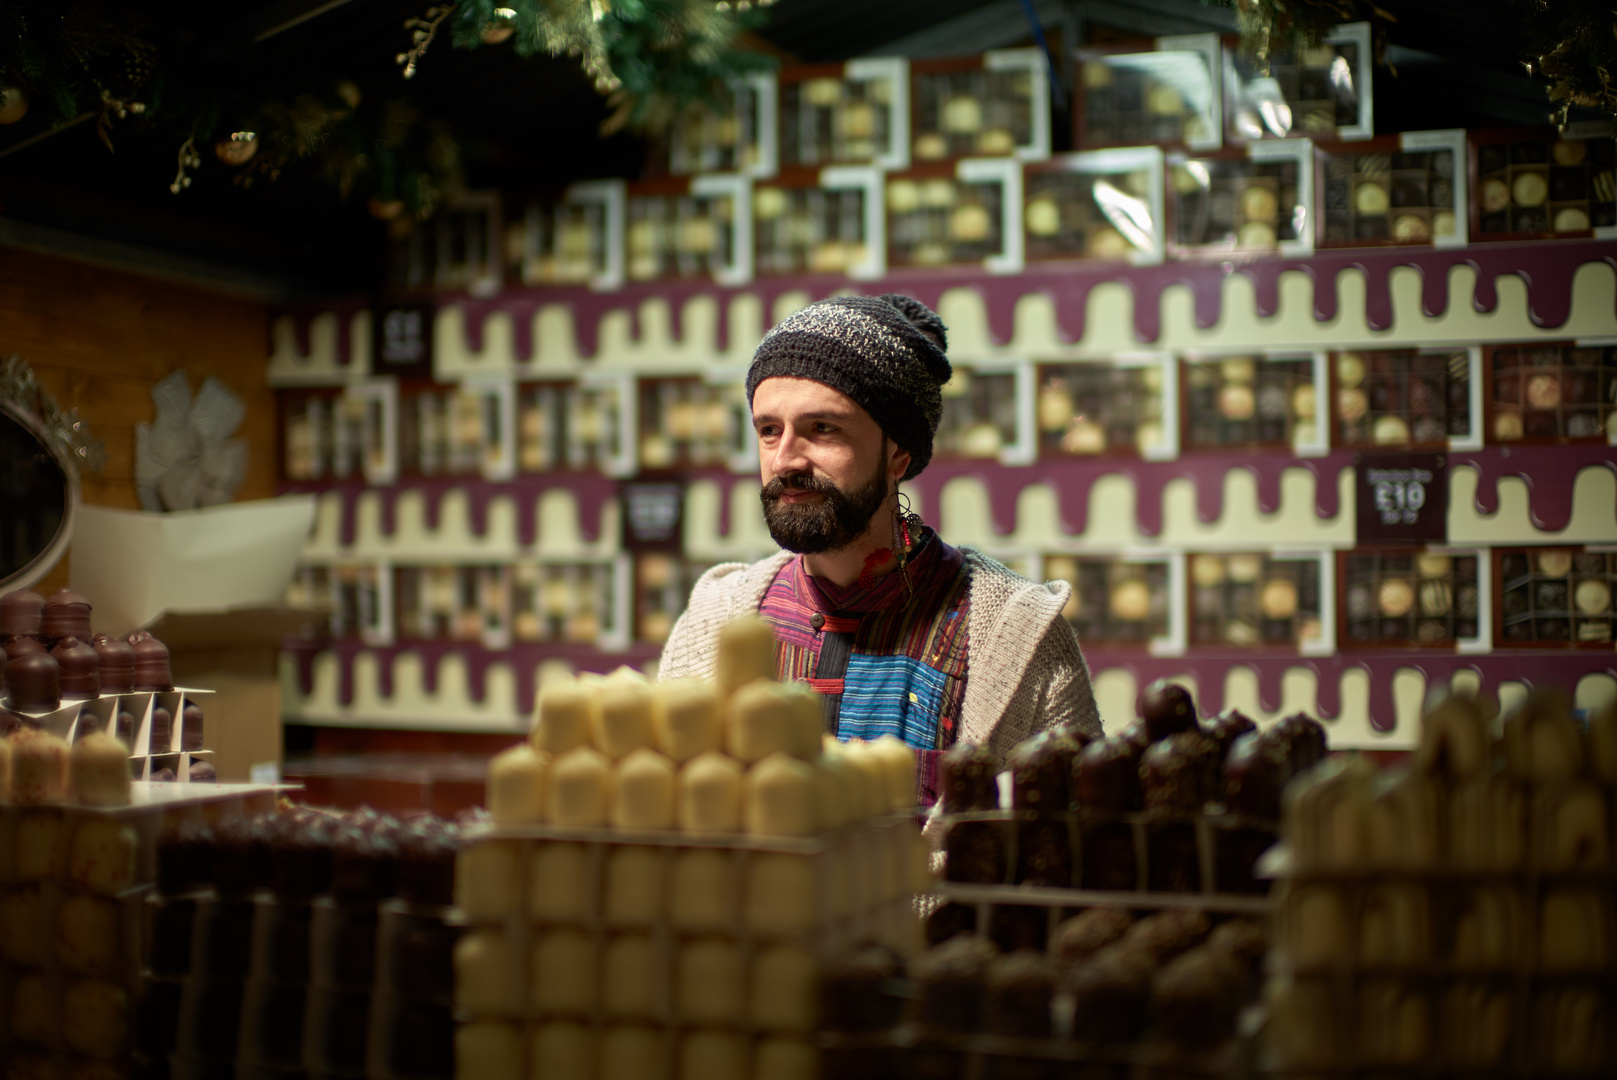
[820,1016,1257,1069]
[1484,341,1617,446]
[3,687,214,772]
[1496,547,1617,649]
[1338,549,1482,650]
[1318,132,1467,248]
[909,52,1044,162]
[1472,132,1617,242]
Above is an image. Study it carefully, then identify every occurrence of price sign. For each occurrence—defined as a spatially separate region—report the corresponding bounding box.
[1355,452,1448,543]
[622,482,684,552]
[371,301,436,379]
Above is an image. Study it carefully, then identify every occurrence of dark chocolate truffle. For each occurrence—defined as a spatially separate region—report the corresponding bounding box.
[150,766,176,782]
[925,901,978,946]
[984,951,1055,1038]
[128,630,174,692]
[1141,680,1198,743]
[5,649,60,712]
[41,588,92,642]
[1052,908,1134,969]
[911,935,996,1032]
[1206,919,1268,989]
[211,813,275,897]
[1205,709,1258,758]
[1272,712,1327,777]
[1015,818,1073,888]
[1152,946,1244,1048]
[1009,729,1083,812]
[1067,944,1153,1042]
[820,943,905,1032]
[181,702,205,751]
[0,588,45,636]
[157,821,213,895]
[93,634,135,695]
[1075,737,1143,812]
[330,809,402,903]
[987,904,1049,953]
[188,759,217,782]
[1147,822,1203,892]
[1141,731,1220,815]
[945,820,1008,884]
[1120,909,1210,961]
[940,742,1000,812]
[114,710,135,745]
[1080,823,1138,891]
[272,807,338,901]
[396,817,460,907]
[149,706,173,753]
[51,637,100,699]
[1223,731,1291,820]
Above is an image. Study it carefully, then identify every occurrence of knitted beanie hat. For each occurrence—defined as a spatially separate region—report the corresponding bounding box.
[745,293,952,480]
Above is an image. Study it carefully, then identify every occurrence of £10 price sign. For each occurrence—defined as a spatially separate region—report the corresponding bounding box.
[1355,452,1448,543]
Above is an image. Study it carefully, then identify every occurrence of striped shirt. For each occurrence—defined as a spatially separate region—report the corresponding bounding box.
[758,529,971,801]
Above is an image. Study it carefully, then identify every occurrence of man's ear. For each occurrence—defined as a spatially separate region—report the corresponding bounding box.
[886,439,911,484]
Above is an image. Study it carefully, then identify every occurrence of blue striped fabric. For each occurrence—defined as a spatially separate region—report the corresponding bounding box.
[836,653,950,749]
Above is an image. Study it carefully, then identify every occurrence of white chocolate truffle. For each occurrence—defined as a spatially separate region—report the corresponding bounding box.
[533,677,598,755]
[670,848,733,930]
[782,683,826,760]
[456,1023,523,1080]
[814,754,860,831]
[744,752,820,837]
[677,751,744,832]
[12,971,57,1044]
[611,749,677,829]
[601,1026,667,1080]
[595,678,657,759]
[487,742,550,824]
[602,934,659,1018]
[734,679,802,763]
[15,811,65,881]
[69,820,136,896]
[531,1023,594,1078]
[455,840,523,918]
[71,733,130,808]
[680,1032,746,1080]
[547,746,613,827]
[653,678,723,762]
[745,853,818,934]
[531,930,598,1013]
[529,842,589,921]
[455,929,517,1014]
[839,740,892,819]
[715,615,777,696]
[676,938,743,1022]
[751,945,819,1031]
[757,1040,819,1080]
[603,846,662,925]
[63,978,128,1058]
[56,893,120,971]
[1,886,46,964]
[10,729,69,804]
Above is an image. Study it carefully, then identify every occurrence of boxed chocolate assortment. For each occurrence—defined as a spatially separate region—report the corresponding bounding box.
[636,376,751,472]
[521,181,623,289]
[626,177,749,284]
[910,49,1049,162]
[517,376,634,476]
[1498,546,1617,646]
[396,380,514,480]
[1190,552,1327,651]
[451,617,928,1080]
[1472,131,1617,240]
[753,172,878,277]
[933,366,1025,463]
[1168,142,1311,255]
[634,555,718,645]
[1486,342,1617,444]
[1222,22,1372,142]
[1035,359,1173,459]
[1266,691,1617,1072]
[885,166,1011,272]
[1023,149,1166,263]
[777,59,908,170]
[281,383,395,485]
[1332,347,1475,448]
[1076,35,1224,152]
[142,803,475,1080]
[1341,549,1482,647]
[1,588,217,781]
[1183,354,1325,453]
[1044,554,1175,649]
[665,74,776,178]
[1317,130,1468,247]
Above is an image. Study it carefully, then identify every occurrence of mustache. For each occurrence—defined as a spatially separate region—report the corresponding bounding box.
[760,472,842,500]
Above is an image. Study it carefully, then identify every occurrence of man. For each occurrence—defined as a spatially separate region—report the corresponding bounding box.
[659,293,1100,799]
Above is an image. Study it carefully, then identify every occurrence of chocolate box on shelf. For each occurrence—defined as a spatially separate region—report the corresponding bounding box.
[665,72,778,179]
[1316,129,1470,248]
[1330,346,1482,451]
[280,381,396,486]
[1339,548,1486,650]
[1044,553,1183,654]
[1223,22,1373,143]
[520,179,625,290]
[625,175,752,286]
[753,166,885,279]
[1496,546,1617,647]
[910,48,1050,163]
[1023,148,1167,264]
[884,159,1022,274]
[1168,139,1314,257]
[1485,340,1617,445]
[933,361,1033,466]
[635,375,752,473]
[1076,33,1224,152]
[396,378,514,481]
[516,373,636,477]
[1034,356,1177,460]
[1181,352,1329,456]
[1188,551,1333,654]
[777,58,910,172]
[1470,127,1617,242]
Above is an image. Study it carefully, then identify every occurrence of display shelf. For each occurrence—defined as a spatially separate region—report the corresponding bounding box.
[521,180,625,291]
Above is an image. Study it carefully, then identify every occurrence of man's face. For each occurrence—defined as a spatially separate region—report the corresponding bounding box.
[751,377,911,554]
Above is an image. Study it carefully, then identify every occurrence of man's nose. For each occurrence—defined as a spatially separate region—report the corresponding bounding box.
[768,426,811,477]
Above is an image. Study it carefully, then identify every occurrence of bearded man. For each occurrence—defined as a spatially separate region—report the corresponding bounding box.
[658,294,1101,800]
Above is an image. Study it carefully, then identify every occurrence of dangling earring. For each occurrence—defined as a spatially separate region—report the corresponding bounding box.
[892,489,923,575]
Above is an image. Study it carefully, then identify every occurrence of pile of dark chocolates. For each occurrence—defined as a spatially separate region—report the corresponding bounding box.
[937,681,1325,897]
[819,907,1270,1075]
[1,587,176,713]
[140,804,481,1080]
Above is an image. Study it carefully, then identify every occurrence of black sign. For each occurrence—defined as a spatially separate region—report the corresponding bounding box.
[372,302,435,379]
[623,482,684,551]
[1355,452,1448,543]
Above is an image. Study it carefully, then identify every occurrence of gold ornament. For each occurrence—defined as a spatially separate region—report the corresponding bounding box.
[0,85,29,125]
[214,132,259,166]
[482,8,518,44]
[369,198,406,221]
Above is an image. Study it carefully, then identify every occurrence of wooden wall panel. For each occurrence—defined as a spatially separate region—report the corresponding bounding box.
[0,248,276,593]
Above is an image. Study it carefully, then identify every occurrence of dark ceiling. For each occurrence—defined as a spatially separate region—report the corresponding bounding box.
[0,0,1571,299]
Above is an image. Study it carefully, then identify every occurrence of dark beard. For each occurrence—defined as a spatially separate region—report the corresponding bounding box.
[760,454,889,555]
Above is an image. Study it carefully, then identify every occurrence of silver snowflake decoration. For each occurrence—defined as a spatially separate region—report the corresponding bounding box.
[134,371,248,511]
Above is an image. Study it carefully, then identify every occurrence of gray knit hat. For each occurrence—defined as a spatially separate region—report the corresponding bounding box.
[745,293,952,480]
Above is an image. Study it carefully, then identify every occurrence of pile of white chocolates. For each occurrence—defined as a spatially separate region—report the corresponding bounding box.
[452,616,929,1080]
